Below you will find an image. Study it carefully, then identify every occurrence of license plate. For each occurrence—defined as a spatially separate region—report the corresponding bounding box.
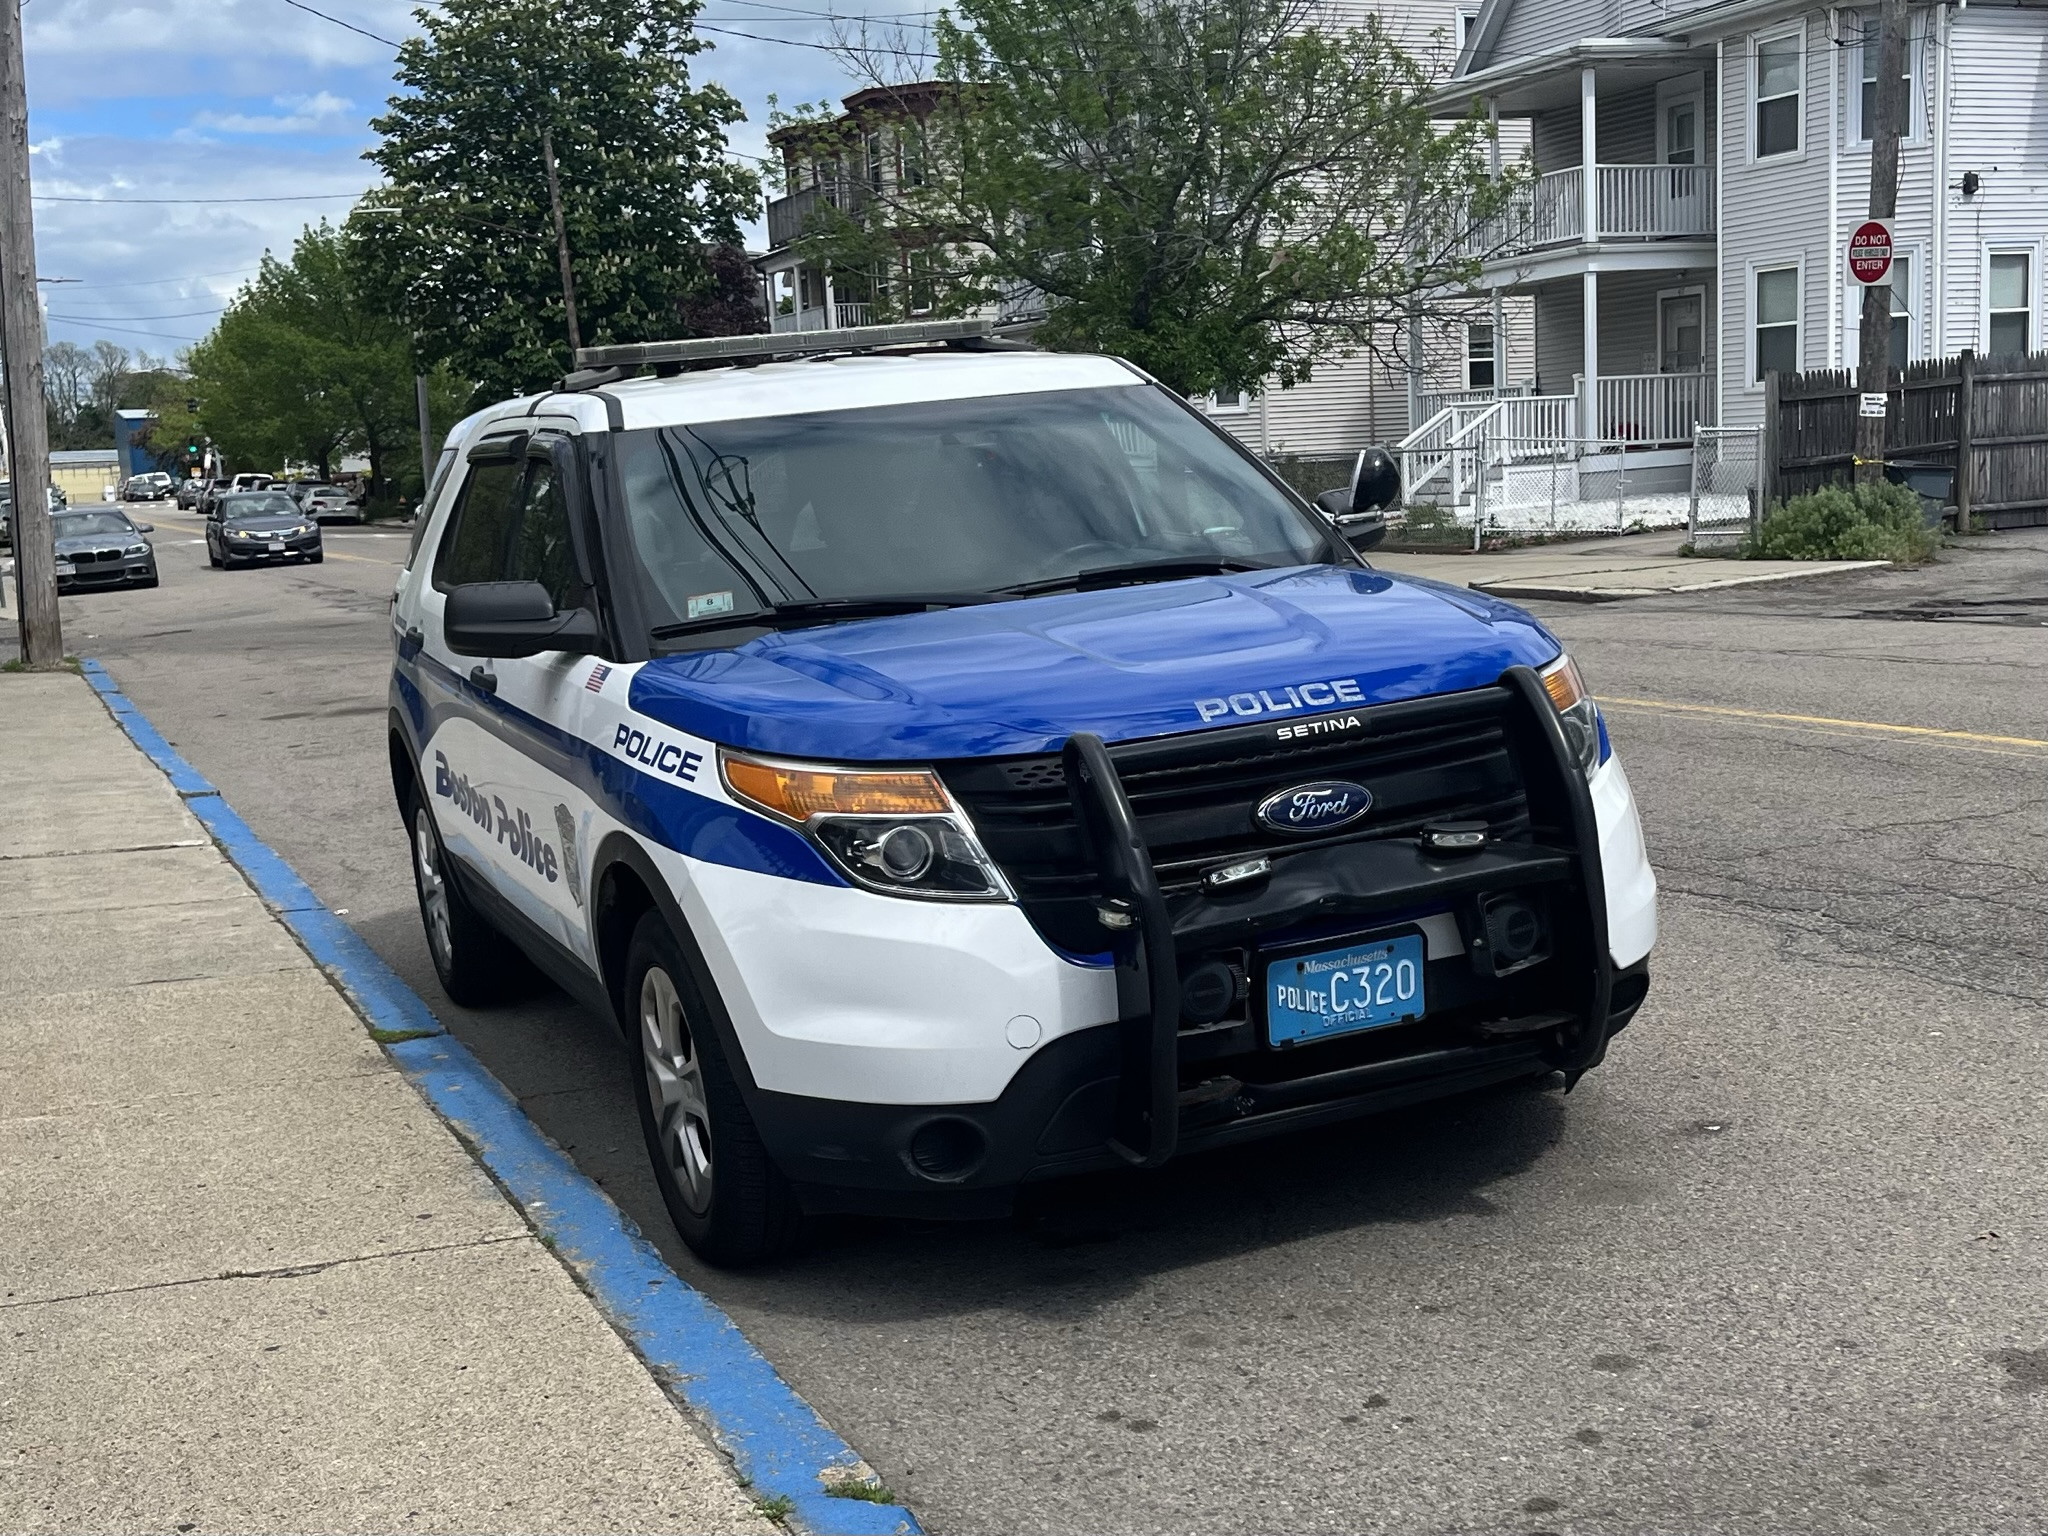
[1265,931,1426,1047]
[267,540,286,551]
[54,561,74,576]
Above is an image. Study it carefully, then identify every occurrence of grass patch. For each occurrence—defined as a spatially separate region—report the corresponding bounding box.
[1742,481,1937,563]
[1,654,83,674]
[754,1494,796,1523]
[368,1026,439,1045]
[825,1482,899,1504]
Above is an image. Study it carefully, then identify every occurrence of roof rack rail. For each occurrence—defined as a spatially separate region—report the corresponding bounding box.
[572,318,1000,373]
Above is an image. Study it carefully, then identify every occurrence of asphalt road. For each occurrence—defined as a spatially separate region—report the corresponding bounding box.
[49,509,2048,1535]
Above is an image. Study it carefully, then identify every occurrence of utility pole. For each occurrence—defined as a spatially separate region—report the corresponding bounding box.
[540,126,582,355]
[0,0,60,666]
[1855,0,1910,487]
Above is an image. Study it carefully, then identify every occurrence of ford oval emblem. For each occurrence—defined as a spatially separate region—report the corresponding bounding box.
[1255,780,1374,836]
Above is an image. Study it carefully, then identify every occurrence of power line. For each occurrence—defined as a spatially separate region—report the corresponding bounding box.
[47,306,226,320]
[42,318,203,342]
[55,265,261,289]
[278,0,401,48]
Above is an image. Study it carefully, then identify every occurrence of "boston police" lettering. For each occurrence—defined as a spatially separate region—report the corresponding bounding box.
[434,749,559,884]
[613,724,704,784]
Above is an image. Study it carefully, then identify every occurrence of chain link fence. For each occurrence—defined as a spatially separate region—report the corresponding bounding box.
[1468,437,1698,545]
[1687,426,1765,549]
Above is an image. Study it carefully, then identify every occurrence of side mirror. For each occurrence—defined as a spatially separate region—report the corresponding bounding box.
[444,580,602,659]
[135,522,155,533]
[1314,447,1399,553]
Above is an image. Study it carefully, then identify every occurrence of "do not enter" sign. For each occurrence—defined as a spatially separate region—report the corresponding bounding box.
[1848,219,1894,285]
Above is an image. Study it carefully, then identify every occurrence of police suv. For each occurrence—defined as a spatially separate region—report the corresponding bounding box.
[388,320,1656,1265]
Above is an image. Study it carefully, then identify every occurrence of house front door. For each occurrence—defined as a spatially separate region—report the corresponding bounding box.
[1659,292,1704,373]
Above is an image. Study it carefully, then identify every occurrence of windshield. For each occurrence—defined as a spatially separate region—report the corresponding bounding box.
[225,495,298,519]
[616,383,1328,638]
[54,512,136,539]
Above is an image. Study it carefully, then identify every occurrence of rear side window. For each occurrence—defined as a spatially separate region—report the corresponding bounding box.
[435,460,524,588]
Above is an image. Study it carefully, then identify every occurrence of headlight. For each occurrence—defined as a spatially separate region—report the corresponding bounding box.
[124,543,147,556]
[721,752,1009,901]
[1539,653,1604,779]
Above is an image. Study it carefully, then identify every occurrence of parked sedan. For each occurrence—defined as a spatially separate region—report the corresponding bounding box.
[301,484,362,524]
[51,507,158,592]
[205,491,323,568]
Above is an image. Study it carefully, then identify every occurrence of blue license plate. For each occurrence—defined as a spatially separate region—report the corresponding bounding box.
[1265,931,1426,1046]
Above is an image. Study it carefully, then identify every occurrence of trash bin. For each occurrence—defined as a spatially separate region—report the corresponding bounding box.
[1884,459,1955,527]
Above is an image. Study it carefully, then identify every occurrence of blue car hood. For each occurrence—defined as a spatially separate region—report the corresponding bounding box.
[627,565,1560,762]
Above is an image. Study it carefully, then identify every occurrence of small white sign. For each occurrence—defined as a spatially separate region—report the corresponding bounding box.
[1860,392,1888,418]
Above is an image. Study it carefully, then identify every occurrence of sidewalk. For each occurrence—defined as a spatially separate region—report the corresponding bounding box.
[1372,530,1889,602]
[0,670,774,1533]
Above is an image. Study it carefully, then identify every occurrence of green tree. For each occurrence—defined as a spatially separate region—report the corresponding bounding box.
[185,223,466,501]
[793,0,1518,397]
[358,0,758,404]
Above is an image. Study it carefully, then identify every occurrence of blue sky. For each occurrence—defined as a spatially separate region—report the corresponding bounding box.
[20,0,917,357]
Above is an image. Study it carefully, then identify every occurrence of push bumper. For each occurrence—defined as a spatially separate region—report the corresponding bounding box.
[741,665,1654,1216]
[756,956,1650,1218]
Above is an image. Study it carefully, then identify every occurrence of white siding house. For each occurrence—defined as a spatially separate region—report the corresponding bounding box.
[1436,0,2048,459]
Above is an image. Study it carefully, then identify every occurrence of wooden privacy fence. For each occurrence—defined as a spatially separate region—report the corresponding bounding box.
[1763,351,2048,529]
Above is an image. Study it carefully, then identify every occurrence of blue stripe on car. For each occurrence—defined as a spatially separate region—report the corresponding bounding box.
[400,651,845,887]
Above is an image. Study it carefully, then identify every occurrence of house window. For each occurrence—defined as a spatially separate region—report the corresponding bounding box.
[1856,13,1917,143]
[1665,101,1698,164]
[1457,9,1479,53]
[1988,252,2032,355]
[864,130,886,194]
[1206,389,1252,414]
[1754,31,1802,158]
[1755,265,1800,379]
[1466,323,1496,389]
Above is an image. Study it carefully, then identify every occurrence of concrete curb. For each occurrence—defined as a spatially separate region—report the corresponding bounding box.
[78,657,921,1536]
[1472,560,1892,604]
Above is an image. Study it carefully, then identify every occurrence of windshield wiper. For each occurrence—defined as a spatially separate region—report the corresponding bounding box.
[650,592,1002,640]
[1000,556,1276,597]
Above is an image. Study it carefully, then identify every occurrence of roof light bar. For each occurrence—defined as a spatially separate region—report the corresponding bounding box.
[573,318,996,371]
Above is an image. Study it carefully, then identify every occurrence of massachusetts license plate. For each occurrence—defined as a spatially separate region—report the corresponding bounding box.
[267,540,286,552]
[53,561,74,576]
[1265,931,1426,1047]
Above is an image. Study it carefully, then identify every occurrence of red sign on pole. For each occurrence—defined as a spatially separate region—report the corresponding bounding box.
[1848,219,1894,285]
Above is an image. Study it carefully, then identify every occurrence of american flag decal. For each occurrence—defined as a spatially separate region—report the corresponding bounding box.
[584,663,612,693]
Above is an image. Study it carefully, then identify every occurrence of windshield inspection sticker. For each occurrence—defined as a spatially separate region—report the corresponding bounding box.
[1197,676,1366,723]
[687,590,735,620]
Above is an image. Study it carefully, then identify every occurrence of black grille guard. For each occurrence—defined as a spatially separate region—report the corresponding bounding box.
[1059,665,1615,1169]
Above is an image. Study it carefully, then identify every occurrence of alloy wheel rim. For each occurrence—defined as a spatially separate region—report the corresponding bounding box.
[640,965,713,1214]
[413,809,453,969]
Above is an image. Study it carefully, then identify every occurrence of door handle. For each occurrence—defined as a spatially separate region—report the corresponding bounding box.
[469,664,498,695]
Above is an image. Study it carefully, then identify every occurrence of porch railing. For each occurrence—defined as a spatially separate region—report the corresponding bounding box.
[1462,164,1716,261]
[769,301,875,334]
[1419,382,1535,419]
[1398,393,1579,505]
[1596,372,1713,444]
[765,179,870,249]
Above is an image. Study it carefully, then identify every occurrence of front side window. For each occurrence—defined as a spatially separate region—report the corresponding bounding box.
[1755,32,1802,157]
[1988,253,2032,355]
[507,460,590,611]
[435,459,524,588]
[1466,323,1496,388]
[1756,266,1800,379]
[616,385,1330,642]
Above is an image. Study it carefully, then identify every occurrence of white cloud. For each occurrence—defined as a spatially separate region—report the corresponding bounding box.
[190,91,358,137]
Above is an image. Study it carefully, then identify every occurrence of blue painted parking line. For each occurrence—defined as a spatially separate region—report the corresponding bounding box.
[84,657,918,1536]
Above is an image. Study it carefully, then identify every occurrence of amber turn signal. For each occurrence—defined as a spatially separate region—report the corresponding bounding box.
[721,753,953,822]
[1540,654,1588,714]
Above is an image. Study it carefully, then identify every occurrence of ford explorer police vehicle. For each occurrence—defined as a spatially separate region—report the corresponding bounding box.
[388,319,1656,1266]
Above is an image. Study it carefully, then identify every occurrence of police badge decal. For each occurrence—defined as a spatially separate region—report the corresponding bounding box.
[554,804,584,908]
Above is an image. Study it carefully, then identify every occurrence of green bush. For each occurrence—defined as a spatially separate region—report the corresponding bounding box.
[1743,481,1937,563]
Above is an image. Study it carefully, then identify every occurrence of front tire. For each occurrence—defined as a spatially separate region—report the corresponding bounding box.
[405,782,531,1006]
[625,910,799,1267]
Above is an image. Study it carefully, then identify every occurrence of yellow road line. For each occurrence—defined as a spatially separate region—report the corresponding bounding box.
[1599,695,2048,751]
[319,549,400,565]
